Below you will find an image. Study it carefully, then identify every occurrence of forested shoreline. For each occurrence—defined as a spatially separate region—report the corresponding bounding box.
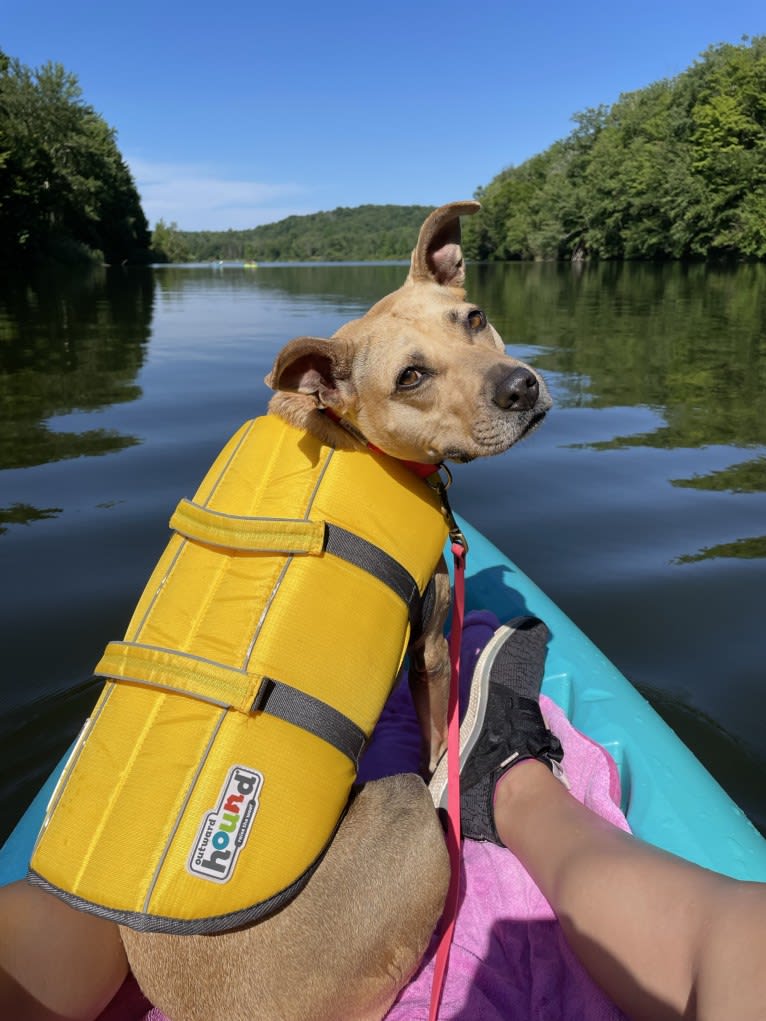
[151,205,436,263]
[2,36,764,268]
[0,51,151,270]
[156,37,766,264]
[462,36,766,262]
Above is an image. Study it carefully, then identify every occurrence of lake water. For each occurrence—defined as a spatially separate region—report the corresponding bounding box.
[1,260,765,842]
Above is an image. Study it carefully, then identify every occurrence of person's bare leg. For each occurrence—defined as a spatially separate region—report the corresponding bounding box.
[0,880,127,1021]
[494,760,766,1021]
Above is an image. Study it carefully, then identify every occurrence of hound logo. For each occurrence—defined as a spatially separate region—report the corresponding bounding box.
[187,765,263,883]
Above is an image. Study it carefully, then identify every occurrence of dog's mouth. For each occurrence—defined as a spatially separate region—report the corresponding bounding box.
[441,448,477,463]
[518,409,547,439]
[440,409,548,464]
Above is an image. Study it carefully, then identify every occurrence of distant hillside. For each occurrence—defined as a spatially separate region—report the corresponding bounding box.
[154,38,766,266]
[152,204,435,263]
[462,36,766,261]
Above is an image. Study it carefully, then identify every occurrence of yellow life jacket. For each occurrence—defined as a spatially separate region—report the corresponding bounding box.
[29,415,448,934]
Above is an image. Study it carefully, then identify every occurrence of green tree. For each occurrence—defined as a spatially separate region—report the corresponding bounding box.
[688,37,766,255]
[164,205,435,263]
[151,220,194,263]
[468,36,766,262]
[0,52,150,268]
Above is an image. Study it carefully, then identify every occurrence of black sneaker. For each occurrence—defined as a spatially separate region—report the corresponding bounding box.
[429,616,565,844]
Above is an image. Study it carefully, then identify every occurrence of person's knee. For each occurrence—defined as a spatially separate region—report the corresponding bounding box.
[0,880,127,1020]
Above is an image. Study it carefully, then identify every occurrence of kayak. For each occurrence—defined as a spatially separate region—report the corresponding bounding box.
[2,515,765,887]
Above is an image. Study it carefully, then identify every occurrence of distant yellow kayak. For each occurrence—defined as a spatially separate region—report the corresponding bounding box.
[243,261,258,268]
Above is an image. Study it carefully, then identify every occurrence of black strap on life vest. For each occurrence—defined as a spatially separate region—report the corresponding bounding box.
[249,526,427,764]
[323,523,423,629]
[98,500,435,770]
[252,677,367,764]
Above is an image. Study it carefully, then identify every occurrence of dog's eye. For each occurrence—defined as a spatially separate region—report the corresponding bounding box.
[396,366,424,390]
[467,309,487,331]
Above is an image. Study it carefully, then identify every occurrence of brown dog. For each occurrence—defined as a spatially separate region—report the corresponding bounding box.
[121,201,551,1021]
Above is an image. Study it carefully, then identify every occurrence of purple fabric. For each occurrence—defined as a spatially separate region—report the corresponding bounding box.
[357,609,501,784]
[99,610,629,1021]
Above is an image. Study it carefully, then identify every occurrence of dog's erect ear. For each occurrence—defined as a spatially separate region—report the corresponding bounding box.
[408,201,480,288]
[265,336,355,410]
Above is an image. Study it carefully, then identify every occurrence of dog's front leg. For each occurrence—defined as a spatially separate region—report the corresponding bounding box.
[409,559,452,776]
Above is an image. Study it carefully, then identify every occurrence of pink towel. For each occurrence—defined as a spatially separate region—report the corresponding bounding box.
[98,612,629,1021]
[382,696,628,1020]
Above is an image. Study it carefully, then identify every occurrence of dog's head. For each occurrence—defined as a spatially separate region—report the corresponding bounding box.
[266,201,552,464]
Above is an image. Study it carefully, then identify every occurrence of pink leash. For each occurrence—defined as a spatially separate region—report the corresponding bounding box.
[428,536,466,1021]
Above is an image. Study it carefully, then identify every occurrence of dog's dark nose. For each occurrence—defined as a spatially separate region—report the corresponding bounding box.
[493,367,540,411]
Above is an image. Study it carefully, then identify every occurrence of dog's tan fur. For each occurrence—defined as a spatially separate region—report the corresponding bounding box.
[121,202,551,1020]
[122,775,449,1021]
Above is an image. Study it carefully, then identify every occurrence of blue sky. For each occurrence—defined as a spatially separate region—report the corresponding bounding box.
[4,0,764,231]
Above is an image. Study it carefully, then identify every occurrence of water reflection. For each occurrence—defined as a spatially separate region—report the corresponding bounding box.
[675,535,766,564]
[149,260,766,456]
[479,261,766,450]
[671,456,766,493]
[152,262,409,308]
[0,503,62,536]
[505,262,766,549]
[0,266,154,473]
[671,455,766,562]
[1,260,764,839]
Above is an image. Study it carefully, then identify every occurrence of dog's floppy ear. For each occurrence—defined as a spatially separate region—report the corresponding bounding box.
[265,336,355,410]
[408,201,480,288]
